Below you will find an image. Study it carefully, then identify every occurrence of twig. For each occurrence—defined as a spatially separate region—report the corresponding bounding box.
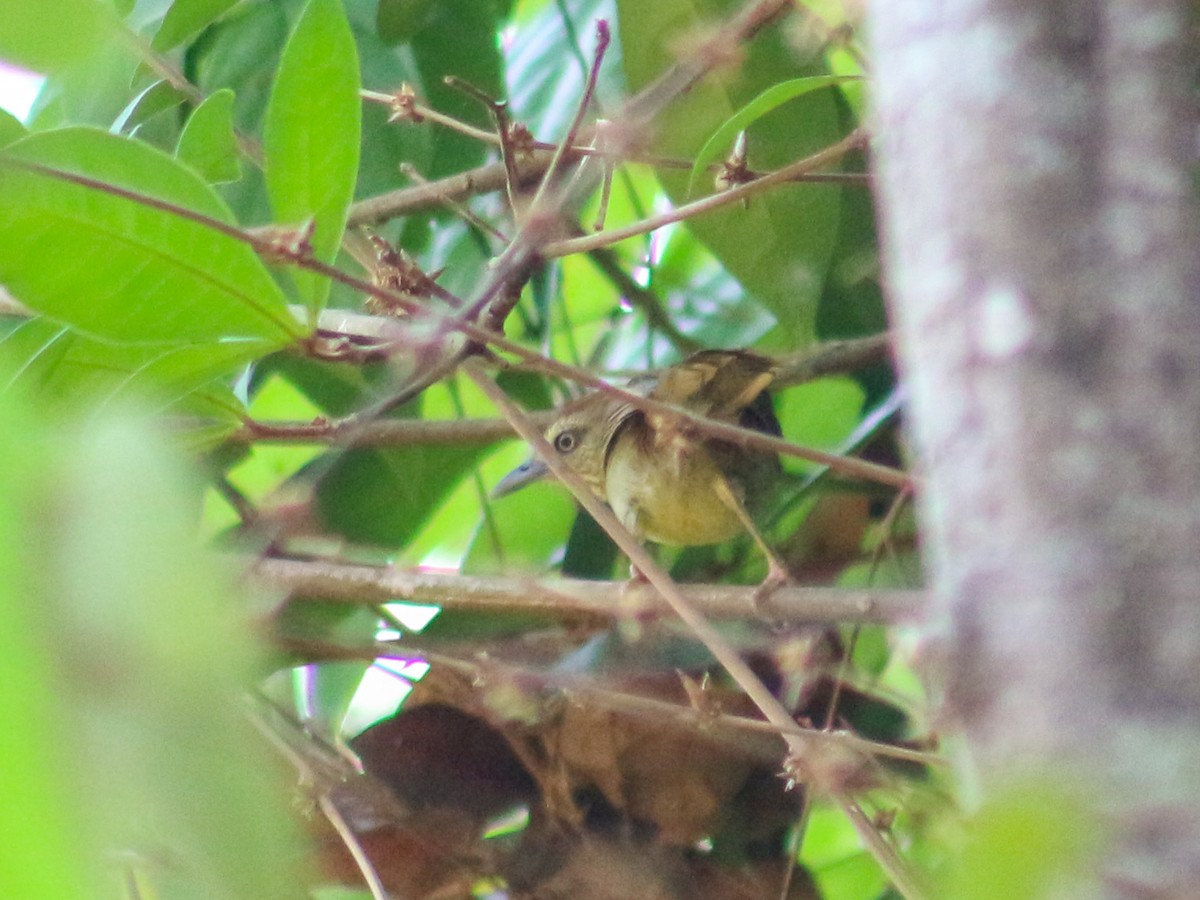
[267,635,941,771]
[317,794,390,900]
[249,556,928,626]
[540,128,869,258]
[838,794,929,900]
[584,247,702,354]
[345,141,866,228]
[527,20,611,213]
[398,162,507,242]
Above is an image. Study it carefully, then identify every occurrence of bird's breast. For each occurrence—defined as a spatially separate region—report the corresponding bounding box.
[603,433,745,546]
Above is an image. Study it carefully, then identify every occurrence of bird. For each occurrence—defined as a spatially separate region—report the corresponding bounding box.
[495,349,790,587]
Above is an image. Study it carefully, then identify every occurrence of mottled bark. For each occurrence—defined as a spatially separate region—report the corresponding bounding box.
[869,1,1200,895]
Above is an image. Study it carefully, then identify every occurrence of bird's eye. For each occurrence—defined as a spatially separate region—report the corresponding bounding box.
[553,431,578,453]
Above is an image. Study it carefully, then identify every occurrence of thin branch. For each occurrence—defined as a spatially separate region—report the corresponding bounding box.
[773,334,892,386]
[362,87,499,146]
[317,794,390,900]
[346,144,866,228]
[584,247,703,354]
[250,556,928,626]
[527,20,611,213]
[269,635,941,772]
[838,794,929,900]
[540,128,869,258]
[398,162,508,242]
[235,412,555,446]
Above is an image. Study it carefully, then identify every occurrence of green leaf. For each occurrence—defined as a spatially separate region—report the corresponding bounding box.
[0,108,28,148]
[775,376,866,465]
[0,387,306,897]
[687,75,860,196]
[316,443,489,547]
[152,0,241,51]
[264,0,361,316]
[0,127,302,346]
[408,0,504,178]
[177,88,242,183]
[0,0,119,73]
[616,0,844,345]
[0,395,95,900]
[0,315,251,422]
[56,412,307,897]
[111,77,189,134]
[376,0,438,43]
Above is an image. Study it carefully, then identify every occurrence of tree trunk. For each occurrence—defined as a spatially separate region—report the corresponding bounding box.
[868,1,1200,895]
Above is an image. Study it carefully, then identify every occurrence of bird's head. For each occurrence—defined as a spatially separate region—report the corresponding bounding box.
[493,393,635,501]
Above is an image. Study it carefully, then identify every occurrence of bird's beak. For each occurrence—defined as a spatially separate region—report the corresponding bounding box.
[492,457,551,498]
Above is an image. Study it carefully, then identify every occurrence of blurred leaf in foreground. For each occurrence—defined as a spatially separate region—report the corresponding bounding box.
[0,381,306,898]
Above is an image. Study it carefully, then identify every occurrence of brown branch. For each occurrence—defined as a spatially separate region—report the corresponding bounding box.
[540,128,869,258]
[234,411,555,446]
[232,334,893,458]
[250,556,928,627]
[346,147,865,229]
[773,334,893,386]
[269,636,940,771]
[231,334,893,453]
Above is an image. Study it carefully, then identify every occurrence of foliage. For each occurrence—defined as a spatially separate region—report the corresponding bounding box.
[0,1,996,898]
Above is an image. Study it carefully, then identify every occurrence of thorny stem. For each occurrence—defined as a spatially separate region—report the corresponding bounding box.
[840,795,930,900]
[443,76,524,213]
[361,87,500,145]
[541,128,869,258]
[233,333,888,444]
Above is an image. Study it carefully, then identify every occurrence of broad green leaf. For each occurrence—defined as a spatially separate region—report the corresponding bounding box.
[775,376,866,462]
[0,393,95,900]
[0,388,306,897]
[316,442,489,547]
[152,0,241,51]
[376,0,438,43]
[616,0,843,345]
[111,77,189,134]
[0,0,118,73]
[24,34,140,130]
[0,108,27,147]
[801,803,889,899]
[264,0,361,316]
[177,88,242,183]
[687,75,860,196]
[0,127,302,345]
[56,412,307,896]
[1,316,251,419]
[408,0,504,178]
[466,455,579,573]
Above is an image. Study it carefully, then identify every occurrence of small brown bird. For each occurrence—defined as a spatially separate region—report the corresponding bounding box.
[495,349,790,585]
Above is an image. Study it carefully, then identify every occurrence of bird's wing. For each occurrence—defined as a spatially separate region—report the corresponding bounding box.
[650,349,776,421]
